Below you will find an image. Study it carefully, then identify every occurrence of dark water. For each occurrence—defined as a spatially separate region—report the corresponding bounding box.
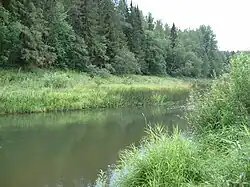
[0,106,186,187]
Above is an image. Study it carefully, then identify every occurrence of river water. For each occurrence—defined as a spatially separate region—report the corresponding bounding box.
[0,106,187,187]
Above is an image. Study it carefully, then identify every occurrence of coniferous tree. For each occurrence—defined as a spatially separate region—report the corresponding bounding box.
[98,0,124,62]
[126,3,146,73]
[154,20,165,38]
[0,0,229,77]
[166,23,179,75]
[146,12,154,31]
[47,1,89,69]
[7,0,56,67]
[69,0,108,68]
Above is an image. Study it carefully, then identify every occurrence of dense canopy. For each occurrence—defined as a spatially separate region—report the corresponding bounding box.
[0,0,233,77]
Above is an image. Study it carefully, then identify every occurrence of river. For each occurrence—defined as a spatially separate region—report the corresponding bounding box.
[0,106,186,187]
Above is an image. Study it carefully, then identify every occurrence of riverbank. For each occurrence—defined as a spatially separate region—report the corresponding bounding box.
[95,126,250,186]
[0,69,191,115]
[94,54,250,186]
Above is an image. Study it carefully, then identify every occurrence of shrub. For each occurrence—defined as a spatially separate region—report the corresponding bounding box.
[187,53,250,134]
[112,48,140,75]
[42,72,71,88]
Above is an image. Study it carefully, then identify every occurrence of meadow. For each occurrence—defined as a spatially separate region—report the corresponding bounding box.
[0,69,191,115]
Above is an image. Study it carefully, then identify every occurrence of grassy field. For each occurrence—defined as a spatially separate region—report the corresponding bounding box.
[0,69,191,115]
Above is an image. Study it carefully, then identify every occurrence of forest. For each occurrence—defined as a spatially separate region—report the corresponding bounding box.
[0,0,234,78]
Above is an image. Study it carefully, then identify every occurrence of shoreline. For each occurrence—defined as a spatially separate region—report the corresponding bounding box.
[0,69,191,115]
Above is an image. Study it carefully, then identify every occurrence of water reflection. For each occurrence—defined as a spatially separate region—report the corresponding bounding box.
[0,106,186,187]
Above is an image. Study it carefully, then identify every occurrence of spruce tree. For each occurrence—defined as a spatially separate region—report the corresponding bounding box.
[170,23,178,49]
[146,13,154,31]
[69,0,108,68]
[7,0,56,67]
[126,3,146,73]
[166,23,179,75]
[47,1,89,70]
[98,0,126,63]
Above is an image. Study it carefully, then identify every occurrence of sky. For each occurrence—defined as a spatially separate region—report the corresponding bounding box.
[132,0,250,51]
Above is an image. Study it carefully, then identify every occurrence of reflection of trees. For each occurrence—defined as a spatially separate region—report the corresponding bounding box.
[0,106,186,187]
[0,106,184,131]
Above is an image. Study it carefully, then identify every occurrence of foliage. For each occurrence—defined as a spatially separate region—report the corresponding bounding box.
[0,0,232,77]
[42,72,71,88]
[187,53,250,134]
[112,47,140,75]
[0,6,22,67]
[46,1,89,70]
[94,53,250,187]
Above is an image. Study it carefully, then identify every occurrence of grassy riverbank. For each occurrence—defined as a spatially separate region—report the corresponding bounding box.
[0,69,191,115]
[95,54,250,186]
[95,127,249,186]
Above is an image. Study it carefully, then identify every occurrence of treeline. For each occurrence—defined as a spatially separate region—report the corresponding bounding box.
[0,0,233,77]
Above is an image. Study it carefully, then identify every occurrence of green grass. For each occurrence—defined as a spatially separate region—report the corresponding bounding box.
[94,53,250,187]
[95,126,250,187]
[0,69,191,114]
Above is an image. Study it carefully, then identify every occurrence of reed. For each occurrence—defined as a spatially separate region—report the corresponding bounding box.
[0,69,191,114]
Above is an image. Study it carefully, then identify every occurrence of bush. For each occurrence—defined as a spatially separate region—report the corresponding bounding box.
[42,72,71,88]
[187,53,250,134]
[86,64,111,78]
[112,48,140,75]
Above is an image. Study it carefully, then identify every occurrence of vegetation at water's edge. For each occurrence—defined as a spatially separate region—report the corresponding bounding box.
[0,69,191,114]
[1,0,235,78]
[94,53,250,186]
[0,0,232,114]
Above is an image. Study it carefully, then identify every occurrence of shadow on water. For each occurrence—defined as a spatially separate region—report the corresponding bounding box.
[0,106,186,187]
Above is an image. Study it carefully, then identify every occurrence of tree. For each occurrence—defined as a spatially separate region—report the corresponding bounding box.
[155,20,165,38]
[0,0,226,77]
[198,25,223,77]
[98,0,127,64]
[182,51,202,77]
[166,23,179,75]
[47,2,89,70]
[69,0,108,67]
[126,3,146,73]
[0,6,22,66]
[112,47,140,74]
[146,12,154,31]
[7,0,56,67]
[144,30,166,75]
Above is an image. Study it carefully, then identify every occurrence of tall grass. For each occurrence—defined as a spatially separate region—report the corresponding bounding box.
[95,126,249,187]
[94,53,250,186]
[0,69,191,114]
[187,54,250,134]
[96,126,205,187]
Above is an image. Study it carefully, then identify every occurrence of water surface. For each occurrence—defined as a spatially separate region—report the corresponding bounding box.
[0,106,186,187]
